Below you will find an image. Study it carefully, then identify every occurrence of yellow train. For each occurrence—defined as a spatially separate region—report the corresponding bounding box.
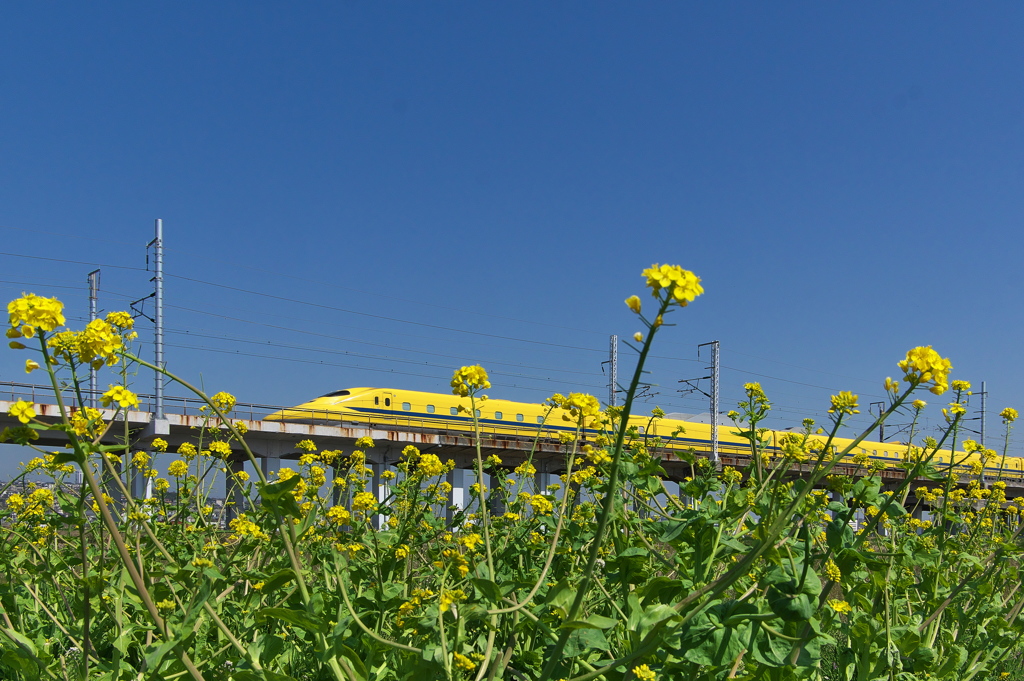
[264,387,1024,480]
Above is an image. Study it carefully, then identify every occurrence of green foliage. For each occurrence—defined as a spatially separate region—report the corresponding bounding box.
[2,280,1024,680]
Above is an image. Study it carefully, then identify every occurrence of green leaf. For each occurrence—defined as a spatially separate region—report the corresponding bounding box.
[232,672,298,681]
[336,644,368,681]
[638,604,680,634]
[937,645,967,678]
[471,578,502,604]
[826,519,854,551]
[262,569,296,593]
[544,580,577,618]
[256,606,327,634]
[560,614,616,630]
[564,627,609,658]
[143,639,179,672]
[259,476,304,518]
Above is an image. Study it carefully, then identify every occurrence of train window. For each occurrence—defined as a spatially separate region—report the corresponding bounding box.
[385,398,391,407]
[537,416,544,424]
[427,405,435,413]
[374,396,379,405]
[476,409,481,417]
[495,411,503,419]
[321,390,351,397]
[639,426,645,434]
[451,407,459,415]
[402,402,411,411]
[516,414,524,422]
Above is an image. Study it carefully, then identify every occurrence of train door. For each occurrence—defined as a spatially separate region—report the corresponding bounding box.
[370,392,394,427]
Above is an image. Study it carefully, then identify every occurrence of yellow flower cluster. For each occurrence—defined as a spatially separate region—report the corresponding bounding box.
[326,506,351,525]
[641,264,704,307]
[829,391,860,416]
[7,294,65,338]
[8,401,35,424]
[632,664,657,681]
[433,548,470,577]
[352,491,376,512]
[898,346,953,395]
[417,453,446,478]
[458,533,483,551]
[208,441,232,459]
[168,460,189,477]
[454,652,476,672]
[1002,407,1018,424]
[528,494,554,515]
[827,599,852,614]
[451,365,491,397]
[228,514,270,542]
[101,386,139,409]
[721,467,743,485]
[549,392,602,424]
[211,391,236,413]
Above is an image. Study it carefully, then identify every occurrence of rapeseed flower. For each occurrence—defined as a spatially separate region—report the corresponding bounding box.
[101,386,139,409]
[1001,407,1018,424]
[829,391,859,416]
[352,491,376,512]
[641,264,703,307]
[827,599,852,614]
[632,665,657,681]
[8,401,35,424]
[898,346,952,395]
[213,391,236,411]
[451,365,490,397]
[168,461,189,477]
[208,441,231,458]
[7,294,65,337]
[625,295,642,314]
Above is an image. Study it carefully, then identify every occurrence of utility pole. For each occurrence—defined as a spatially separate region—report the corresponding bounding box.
[149,219,164,420]
[870,402,885,442]
[980,381,987,450]
[608,335,618,407]
[681,341,720,465]
[139,220,169,500]
[699,341,720,465]
[88,269,100,408]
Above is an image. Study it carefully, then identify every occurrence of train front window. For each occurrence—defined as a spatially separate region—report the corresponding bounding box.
[321,390,351,398]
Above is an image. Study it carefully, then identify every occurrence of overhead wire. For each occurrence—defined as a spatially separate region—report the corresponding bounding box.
[168,273,608,354]
[0,224,608,336]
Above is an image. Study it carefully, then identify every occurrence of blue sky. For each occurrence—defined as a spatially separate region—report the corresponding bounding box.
[2,3,1023,465]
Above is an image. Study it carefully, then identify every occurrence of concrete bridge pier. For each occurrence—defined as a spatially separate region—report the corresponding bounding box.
[225,456,246,521]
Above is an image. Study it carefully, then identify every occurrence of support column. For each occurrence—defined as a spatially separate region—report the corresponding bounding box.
[446,468,465,525]
[226,457,246,521]
[487,473,507,515]
[372,455,389,530]
[261,456,279,482]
